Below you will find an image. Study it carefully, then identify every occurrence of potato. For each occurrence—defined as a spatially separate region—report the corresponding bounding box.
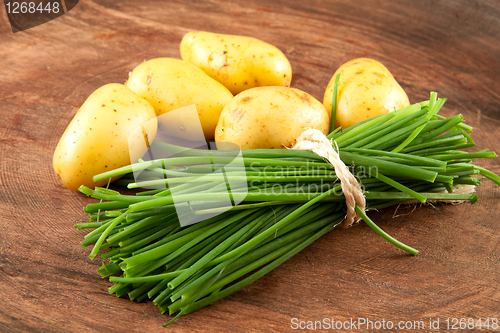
[323,58,410,129]
[125,58,233,141]
[53,83,157,191]
[180,31,292,95]
[215,86,329,149]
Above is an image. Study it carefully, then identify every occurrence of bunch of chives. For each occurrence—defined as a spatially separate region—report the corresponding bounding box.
[75,92,500,325]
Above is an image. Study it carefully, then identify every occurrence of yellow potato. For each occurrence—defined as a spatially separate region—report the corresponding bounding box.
[125,58,233,141]
[53,83,157,191]
[215,86,329,149]
[180,31,292,95]
[324,58,410,129]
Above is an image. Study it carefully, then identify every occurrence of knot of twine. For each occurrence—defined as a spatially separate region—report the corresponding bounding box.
[292,128,366,228]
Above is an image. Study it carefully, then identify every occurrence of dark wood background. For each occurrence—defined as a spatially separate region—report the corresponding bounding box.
[1,0,500,332]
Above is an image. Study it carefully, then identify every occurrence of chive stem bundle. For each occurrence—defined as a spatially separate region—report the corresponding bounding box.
[75,94,499,325]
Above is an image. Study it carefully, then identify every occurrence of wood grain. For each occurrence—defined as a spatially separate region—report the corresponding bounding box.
[1,0,499,332]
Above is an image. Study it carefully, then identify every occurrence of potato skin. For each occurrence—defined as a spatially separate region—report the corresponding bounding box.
[125,58,233,140]
[323,58,410,129]
[180,31,292,95]
[125,58,232,141]
[215,86,329,150]
[53,83,157,191]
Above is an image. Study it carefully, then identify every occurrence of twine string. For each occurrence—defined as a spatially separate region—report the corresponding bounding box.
[292,128,366,227]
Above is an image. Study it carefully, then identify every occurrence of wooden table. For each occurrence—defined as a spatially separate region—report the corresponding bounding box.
[1,1,499,332]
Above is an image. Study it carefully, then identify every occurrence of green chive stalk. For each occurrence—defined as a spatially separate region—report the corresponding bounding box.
[74,94,499,325]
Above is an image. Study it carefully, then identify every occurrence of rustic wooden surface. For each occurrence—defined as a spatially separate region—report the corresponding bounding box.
[1,0,500,332]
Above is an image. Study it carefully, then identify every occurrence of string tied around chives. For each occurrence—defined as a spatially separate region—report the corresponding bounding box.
[292,128,366,227]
